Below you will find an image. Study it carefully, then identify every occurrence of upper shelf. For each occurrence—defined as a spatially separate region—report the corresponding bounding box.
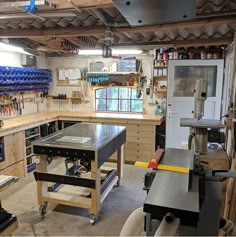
[153,66,168,68]
[87,71,139,74]
[153,76,167,80]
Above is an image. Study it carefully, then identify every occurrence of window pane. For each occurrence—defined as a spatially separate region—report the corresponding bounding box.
[96,99,106,111]
[107,99,118,111]
[107,87,118,98]
[131,100,143,112]
[131,88,143,99]
[174,66,217,97]
[120,88,131,99]
[96,88,106,98]
[119,99,131,112]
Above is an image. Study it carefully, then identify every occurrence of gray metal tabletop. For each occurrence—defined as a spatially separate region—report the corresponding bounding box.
[180,118,224,129]
[144,149,199,224]
[160,148,194,169]
[33,123,126,151]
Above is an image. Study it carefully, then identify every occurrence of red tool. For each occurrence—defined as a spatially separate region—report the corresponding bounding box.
[148,149,165,169]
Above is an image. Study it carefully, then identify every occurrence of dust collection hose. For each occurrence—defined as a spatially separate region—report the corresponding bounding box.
[119,207,144,236]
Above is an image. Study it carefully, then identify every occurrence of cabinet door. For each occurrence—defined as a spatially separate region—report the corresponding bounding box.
[0,131,25,170]
[0,160,25,179]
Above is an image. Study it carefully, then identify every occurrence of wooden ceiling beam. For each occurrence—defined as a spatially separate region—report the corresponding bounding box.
[113,15,236,34]
[0,25,106,38]
[46,0,114,9]
[0,15,235,39]
[112,37,233,48]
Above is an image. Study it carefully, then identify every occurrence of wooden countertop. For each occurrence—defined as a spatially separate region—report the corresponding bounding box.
[57,112,163,123]
[0,111,164,136]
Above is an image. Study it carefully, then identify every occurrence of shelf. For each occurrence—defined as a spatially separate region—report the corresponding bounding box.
[154,66,168,68]
[153,89,167,93]
[25,133,40,139]
[50,97,69,100]
[87,71,138,75]
[26,153,34,158]
[153,76,167,80]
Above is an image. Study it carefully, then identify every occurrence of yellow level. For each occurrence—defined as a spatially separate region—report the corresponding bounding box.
[135,161,189,174]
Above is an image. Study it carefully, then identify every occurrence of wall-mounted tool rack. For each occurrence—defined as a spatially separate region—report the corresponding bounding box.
[0,66,52,94]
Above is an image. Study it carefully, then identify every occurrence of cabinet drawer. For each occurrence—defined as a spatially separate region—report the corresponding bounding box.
[127,136,154,144]
[0,160,25,179]
[125,154,139,162]
[127,124,154,132]
[127,130,153,138]
[125,154,153,163]
[125,142,154,151]
[126,149,153,157]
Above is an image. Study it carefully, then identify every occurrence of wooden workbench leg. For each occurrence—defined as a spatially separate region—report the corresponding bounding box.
[117,144,124,180]
[36,155,48,206]
[89,160,101,223]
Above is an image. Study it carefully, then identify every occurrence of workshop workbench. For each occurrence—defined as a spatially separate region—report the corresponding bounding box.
[32,123,126,223]
[0,112,164,179]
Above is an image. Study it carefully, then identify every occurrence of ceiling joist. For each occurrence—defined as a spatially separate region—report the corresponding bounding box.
[113,37,233,48]
[113,15,236,34]
[0,15,235,39]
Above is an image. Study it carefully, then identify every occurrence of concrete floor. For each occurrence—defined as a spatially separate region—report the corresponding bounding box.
[1,161,236,236]
[1,162,148,236]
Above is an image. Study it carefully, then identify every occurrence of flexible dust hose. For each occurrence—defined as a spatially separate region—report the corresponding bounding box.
[120,207,145,236]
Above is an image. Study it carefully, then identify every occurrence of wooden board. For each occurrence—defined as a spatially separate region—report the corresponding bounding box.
[224,159,236,220]
[0,132,25,170]
[0,161,25,179]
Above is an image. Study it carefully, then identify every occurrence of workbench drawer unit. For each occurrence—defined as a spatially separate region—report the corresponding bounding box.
[25,126,40,173]
[125,124,155,162]
[0,132,25,178]
[103,123,156,163]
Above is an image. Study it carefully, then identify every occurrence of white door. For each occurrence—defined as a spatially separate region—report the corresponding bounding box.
[166,59,224,149]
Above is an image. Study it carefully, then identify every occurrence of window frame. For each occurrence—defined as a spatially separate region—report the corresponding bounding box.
[95,87,143,113]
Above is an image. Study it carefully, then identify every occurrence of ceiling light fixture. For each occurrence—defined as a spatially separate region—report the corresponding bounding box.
[0,42,33,55]
[78,49,103,55]
[78,49,143,56]
[113,49,143,55]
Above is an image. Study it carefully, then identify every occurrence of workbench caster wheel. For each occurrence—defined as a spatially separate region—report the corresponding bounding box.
[89,215,97,225]
[39,203,47,216]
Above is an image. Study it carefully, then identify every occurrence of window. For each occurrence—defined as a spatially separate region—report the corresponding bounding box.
[95,87,143,112]
[174,66,217,97]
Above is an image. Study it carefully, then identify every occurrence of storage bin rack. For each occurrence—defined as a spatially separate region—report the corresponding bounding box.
[0,66,52,94]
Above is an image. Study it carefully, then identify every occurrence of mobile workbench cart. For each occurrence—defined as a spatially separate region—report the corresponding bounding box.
[32,123,126,224]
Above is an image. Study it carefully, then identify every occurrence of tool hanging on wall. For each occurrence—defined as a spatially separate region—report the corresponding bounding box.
[20,92,25,109]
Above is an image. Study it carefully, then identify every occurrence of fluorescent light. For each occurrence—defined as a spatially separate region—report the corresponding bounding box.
[0,42,33,55]
[78,49,143,56]
[113,49,143,55]
[79,49,103,55]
